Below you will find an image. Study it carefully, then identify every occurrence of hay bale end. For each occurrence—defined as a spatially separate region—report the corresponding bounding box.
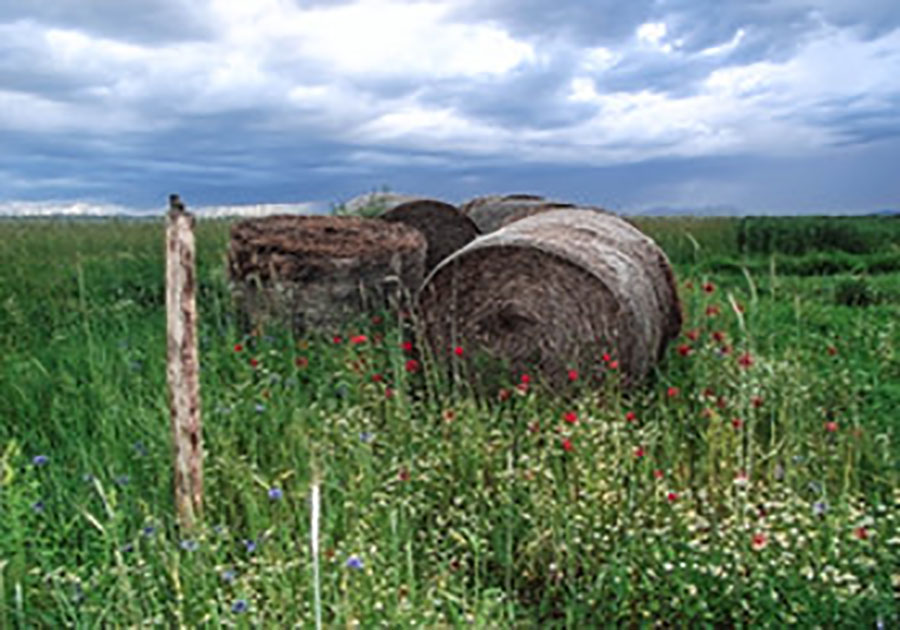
[418,208,682,390]
[380,198,481,273]
[228,215,426,333]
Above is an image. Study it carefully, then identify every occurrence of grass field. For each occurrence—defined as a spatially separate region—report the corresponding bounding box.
[1,214,898,627]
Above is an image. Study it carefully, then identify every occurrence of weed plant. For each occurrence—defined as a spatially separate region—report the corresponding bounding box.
[0,218,897,627]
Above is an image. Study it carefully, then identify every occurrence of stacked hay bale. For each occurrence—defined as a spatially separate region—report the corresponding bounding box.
[228,215,426,334]
[461,194,578,233]
[379,198,480,273]
[418,208,682,389]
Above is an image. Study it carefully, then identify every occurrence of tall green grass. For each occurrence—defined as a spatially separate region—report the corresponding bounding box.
[1,217,898,627]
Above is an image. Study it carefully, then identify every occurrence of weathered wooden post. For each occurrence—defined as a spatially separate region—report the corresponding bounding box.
[165,193,203,530]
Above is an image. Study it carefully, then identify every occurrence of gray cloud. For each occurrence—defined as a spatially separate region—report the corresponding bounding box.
[0,0,898,213]
[0,0,212,44]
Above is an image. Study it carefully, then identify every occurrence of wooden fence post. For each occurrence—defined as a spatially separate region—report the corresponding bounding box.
[165,193,203,530]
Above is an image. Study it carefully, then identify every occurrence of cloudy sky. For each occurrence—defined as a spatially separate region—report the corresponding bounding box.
[2,0,899,214]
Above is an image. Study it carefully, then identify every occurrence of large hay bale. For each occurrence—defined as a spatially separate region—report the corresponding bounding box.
[379,198,481,273]
[460,194,577,233]
[418,209,682,389]
[228,215,426,333]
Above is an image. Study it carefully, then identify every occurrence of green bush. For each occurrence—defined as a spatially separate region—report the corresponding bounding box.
[737,216,900,256]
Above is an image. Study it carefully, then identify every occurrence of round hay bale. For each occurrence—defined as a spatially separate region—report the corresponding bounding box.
[228,215,426,333]
[380,199,481,273]
[418,208,682,390]
[460,194,577,233]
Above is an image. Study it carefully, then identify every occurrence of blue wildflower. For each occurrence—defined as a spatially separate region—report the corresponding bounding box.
[268,487,283,501]
[180,539,198,552]
[142,525,156,537]
[345,555,363,570]
[32,500,45,513]
[115,475,130,487]
[231,599,248,614]
[133,441,148,457]
[32,455,49,467]
[120,543,135,553]
[813,501,828,517]
[255,403,265,414]
[243,539,257,553]
[360,431,375,444]
[221,569,236,582]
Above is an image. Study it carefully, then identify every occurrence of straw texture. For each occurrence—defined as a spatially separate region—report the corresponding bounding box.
[380,198,480,273]
[228,215,426,333]
[461,194,577,233]
[418,208,682,389]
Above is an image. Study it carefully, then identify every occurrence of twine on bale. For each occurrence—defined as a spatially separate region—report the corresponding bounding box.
[227,215,426,334]
[460,194,578,233]
[379,198,481,273]
[418,208,682,390]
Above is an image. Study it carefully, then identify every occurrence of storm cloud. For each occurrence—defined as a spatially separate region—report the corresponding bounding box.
[1,0,898,213]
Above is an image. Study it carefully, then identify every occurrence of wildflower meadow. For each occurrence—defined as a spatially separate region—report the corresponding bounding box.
[0,215,898,627]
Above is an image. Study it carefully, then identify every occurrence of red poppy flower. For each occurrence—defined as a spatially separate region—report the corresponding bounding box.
[703,282,715,293]
[249,358,259,368]
[625,411,637,423]
[706,305,721,317]
[700,407,714,419]
[567,369,579,382]
[825,421,838,433]
[634,446,645,458]
[653,469,665,480]
[677,344,692,357]
[751,396,764,408]
[666,491,678,502]
[563,411,578,424]
[686,329,700,341]
[731,417,744,429]
[332,335,343,345]
[295,356,309,369]
[405,359,420,373]
[398,468,410,482]
[712,330,726,343]
[453,346,464,357]
[561,438,574,452]
[667,386,680,398]
[853,526,868,540]
[738,352,754,368]
[401,341,413,353]
[233,343,243,352]
[350,334,368,345]
[520,374,531,384]
[497,388,512,402]
[371,373,383,383]
[609,360,619,370]
[602,353,611,363]
[827,345,838,356]
[384,387,393,399]
[516,383,529,394]
[751,533,767,550]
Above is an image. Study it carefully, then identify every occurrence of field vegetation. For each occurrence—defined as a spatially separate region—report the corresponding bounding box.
[1,213,898,627]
